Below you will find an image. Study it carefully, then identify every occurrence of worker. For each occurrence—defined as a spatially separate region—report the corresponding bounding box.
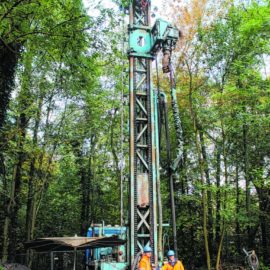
[139,246,154,270]
[162,250,184,270]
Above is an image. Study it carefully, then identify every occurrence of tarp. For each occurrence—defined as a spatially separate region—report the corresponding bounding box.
[24,236,126,252]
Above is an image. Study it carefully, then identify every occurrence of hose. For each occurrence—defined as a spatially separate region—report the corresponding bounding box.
[131,251,143,270]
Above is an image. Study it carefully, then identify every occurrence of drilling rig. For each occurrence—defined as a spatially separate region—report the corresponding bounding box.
[128,0,180,268]
[86,1,180,270]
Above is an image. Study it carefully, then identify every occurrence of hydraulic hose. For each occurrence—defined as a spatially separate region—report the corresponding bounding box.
[169,63,183,172]
[131,251,142,270]
[161,48,183,260]
[160,92,178,259]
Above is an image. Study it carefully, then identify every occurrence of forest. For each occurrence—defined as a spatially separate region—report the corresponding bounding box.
[0,0,270,269]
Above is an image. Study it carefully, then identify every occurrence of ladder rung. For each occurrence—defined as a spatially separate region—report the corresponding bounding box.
[136,117,147,121]
[137,234,150,237]
[137,144,148,148]
[135,69,147,73]
[136,92,147,96]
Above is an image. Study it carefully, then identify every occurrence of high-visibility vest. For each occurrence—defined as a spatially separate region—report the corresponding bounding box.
[138,255,152,270]
[162,260,184,270]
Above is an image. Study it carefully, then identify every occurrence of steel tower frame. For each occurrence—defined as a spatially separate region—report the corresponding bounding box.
[128,0,179,266]
[128,0,158,266]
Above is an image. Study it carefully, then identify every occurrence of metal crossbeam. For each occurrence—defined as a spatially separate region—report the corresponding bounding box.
[138,209,150,230]
[136,125,147,141]
[136,98,147,116]
[136,150,149,170]
[136,76,146,90]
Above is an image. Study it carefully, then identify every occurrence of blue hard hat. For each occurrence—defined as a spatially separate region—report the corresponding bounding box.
[143,246,152,253]
[167,250,175,257]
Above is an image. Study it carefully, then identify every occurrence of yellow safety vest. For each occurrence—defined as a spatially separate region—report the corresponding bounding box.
[139,255,152,270]
[162,260,184,270]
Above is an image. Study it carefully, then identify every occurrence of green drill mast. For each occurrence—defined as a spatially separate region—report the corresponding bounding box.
[128,0,179,267]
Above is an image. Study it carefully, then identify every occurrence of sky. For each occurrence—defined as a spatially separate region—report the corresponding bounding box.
[83,0,165,20]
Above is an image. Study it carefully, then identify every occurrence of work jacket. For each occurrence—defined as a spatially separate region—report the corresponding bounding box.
[162,260,184,270]
[139,255,151,270]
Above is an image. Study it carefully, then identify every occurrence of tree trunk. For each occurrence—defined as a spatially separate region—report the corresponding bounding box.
[8,48,34,261]
[215,184,226,270]
[186,59,211,270]
[198,127,213,256]
[243,123,252,247]
[256,187,270,265]
[215,224,225,270]
[191,116,211,270]
[3,76,32,261]
[2,181,13,263]
[187,199,196,268]
[260,214,269,264]
[2,111,27,262]
[215,143,221,246]
[25,96,43,266]
[79,135,97,235]
[235,164,241,253]
[0,43,20,258]
[110,115,122,223]
[80,162,90,236]
[9,92,33,261]
[214,118,228,268]
[0,42,20,130]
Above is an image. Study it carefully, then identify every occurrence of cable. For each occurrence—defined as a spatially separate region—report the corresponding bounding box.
[131,251,143,270]
[155,56,162,151]
[168,61,183,172]
[120,4,125,229]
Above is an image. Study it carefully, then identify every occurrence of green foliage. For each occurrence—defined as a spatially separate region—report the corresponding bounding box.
[166,0,270,267]
[0,0,127,263]
[0,0,270,268]
[259,262,270,270]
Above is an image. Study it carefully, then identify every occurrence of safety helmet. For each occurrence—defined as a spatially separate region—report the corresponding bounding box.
[143,246,152,253]
[167,250,175,257]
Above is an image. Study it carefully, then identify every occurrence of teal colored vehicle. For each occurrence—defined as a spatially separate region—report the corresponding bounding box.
[86,225,127,270]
